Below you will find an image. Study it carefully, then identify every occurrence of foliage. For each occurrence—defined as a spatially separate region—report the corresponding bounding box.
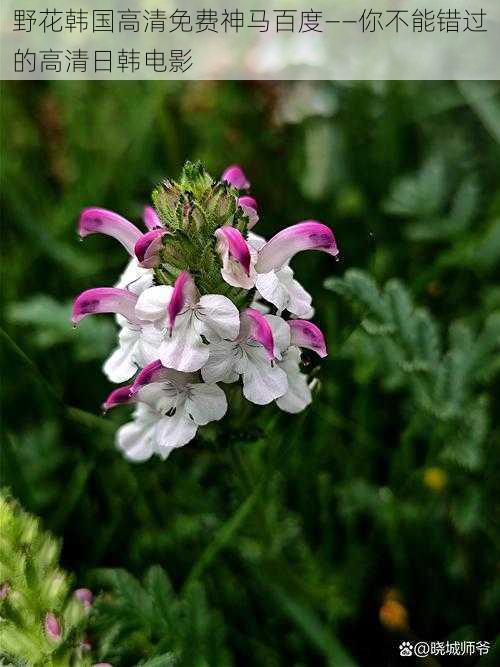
[1,80,500,666]
[0,493,93,666]
[90,567,231,666]
[325,269,500,471]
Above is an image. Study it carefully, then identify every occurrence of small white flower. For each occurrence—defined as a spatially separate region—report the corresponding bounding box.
[136,272,240,372]
[113,363,228,459]
[249,227,326,318]
[72,287,161,383]
[202,310,290,405]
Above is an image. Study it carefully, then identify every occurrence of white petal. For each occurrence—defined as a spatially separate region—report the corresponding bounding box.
[137,381,179,414]
[201,341,241,384]
[136,324,163,365]
[159,312,209,372]
[154,411,198,449]
[196,294,240,340]
[277,267,314,319]
[103,328,140,383]
[135,285,173,322]
[255,270,288,314]
[276,348,312,413]
[115,258,154,296]
[221,260,256,290]
[184,383,228,425]
[242,346,288,405]
[248,231,267,251]
[116,416,156,462]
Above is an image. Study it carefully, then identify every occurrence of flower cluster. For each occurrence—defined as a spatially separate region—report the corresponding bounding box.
[72,162,338,462]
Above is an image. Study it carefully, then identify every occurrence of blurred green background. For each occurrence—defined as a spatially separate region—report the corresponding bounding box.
[1,81,500,666]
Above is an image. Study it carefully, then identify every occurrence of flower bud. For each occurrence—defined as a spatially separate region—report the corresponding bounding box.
[206,182,237,223]
[152,179,181,225]
[80,637,92,652]
[0,582,11,599]
[222,164,250,190]
[180,160,213,196]
[74,587,93,609]
[44,612,62,641]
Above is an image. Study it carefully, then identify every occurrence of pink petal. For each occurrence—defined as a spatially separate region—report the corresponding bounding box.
[168,271,197,333]
[238,196,258,212]
[143,205,163,230]
[131,359,165,393]
[256,221,339,273]
[78,208,142,256]
[131,360,188,395]
[221,164,250,190]
[215,226,252,275]
[241,308,275,359]
[44,613,61,641]
[289,320,327,358]
[72,288,139,325]
[102,385,134,412]
[134,229,166,268]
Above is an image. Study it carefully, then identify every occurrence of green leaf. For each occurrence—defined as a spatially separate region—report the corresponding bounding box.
[383,155,446,217]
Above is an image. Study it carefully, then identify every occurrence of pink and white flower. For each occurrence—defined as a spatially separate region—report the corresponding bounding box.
[72,288,161,382]
[79,206,166,268]
[201,309,290,405]
[135,272,240,372]
[216,223,337,318]
[275,321,327,413]
[73,163,337,463]
[107,362,227,459]
[254,221,337,317]
[214,226,256,289]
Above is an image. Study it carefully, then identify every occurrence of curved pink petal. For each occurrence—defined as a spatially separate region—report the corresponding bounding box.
[131,360,189,396]
[131,359,165,393]
[78,208,142,256]
[221,164,250,190]
[289,320,327,358]
[256,221,339,273]
[143,205,163,230]
[168,271,197,333]
[134,229,166,268]
[241,308,275,360]
[72,288,139,325]
[102,385,134,412]
[215,226,252,275]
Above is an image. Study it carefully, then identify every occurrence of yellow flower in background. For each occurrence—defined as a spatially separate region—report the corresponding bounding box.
[379,589,409,632]
[423,467,448,493]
